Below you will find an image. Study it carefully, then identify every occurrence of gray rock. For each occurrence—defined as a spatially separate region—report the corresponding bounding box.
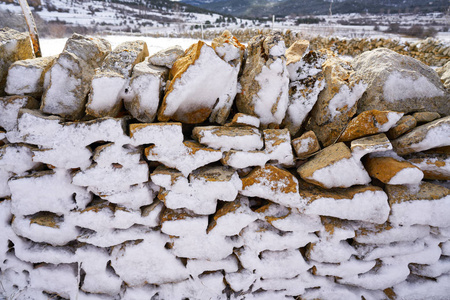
[148,45,184,69]
[352,48,449,116]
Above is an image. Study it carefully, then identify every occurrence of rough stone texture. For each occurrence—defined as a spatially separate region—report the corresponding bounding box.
[297,142,371,189]
[350,133,392,160]
[0,28,34,96]
[412,111,441,124]
[86,40,148,118]
[5,55,56,97]
[158,41,239,124]
[387,115,417,140]
[0,95,39,131]
[41,35,112,120]
[236,34,290,127]
[406,153,450,180]
[285,40,310,69]
[338,110,403,142]
[148,45,184,68]
[364,156,423,185]
[227,113,260,128]
[124,59,168,123]
[352,48,449,116]
[193,125,263,151]
[283,49,328,136]
[392,116,450,156]
[305,55,367,147]
[292,131,320,159]
[436,60,450,89]
[211,30,245,67]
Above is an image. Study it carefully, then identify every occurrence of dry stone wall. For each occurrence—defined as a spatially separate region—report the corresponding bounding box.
[1,27,450,299]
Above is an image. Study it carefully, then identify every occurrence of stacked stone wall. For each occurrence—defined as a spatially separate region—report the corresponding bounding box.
[0,27,450,299]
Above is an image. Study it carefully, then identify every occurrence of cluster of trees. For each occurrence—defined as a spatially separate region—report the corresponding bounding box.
[383,23,438,38]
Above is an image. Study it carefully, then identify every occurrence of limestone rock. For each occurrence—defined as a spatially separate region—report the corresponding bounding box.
[0,28,34,95]
[211,30,245,68]
[5,55,56,97]
[352,48,449,116]
[338,110,403,142]
[227,113,260,128]
[299,181,390,224]
[148,45,184,68]
[236,34,289,127]
[292,130,321,159]
[222,128,294,168]
[364,156,424,185]
[406,153,450,180]
[387,182,450,227]
[436,60,450,89]
[86,40,148,118]
[283,49,328,136]
[62,33,111,69]
[297,142,371,189]
[285,40,310,79]
[152,165,241,215]
[161,208,208,236]
[412,111,441,124]
[350,133,392,161]
[305,55,367,147]
[354,223,430,245]
[240,165,305,209]
[387,115,417,139]
[0,95,39,131]
[392,116,450,155]
[124,59,168,122]
[192,125,263,151]
[158,41,239,124]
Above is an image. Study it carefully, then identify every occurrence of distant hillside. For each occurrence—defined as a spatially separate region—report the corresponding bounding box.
[179,0,450,17]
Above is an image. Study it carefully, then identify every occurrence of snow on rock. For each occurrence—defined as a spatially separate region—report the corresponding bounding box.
[124,59,168,123]
[28,263,79,299]
[86,40,148,118]
[111,231,189,286]
[364,155,424,185]
[338,110,403,142]
[350,133,392,160]
[393,275,450,300]
[148,45,184,69]
[152,165,241,215]
[208,197,257,236]
[392,116,450,155]
[222,128,294,169]
[387,182,450,227]
[228,113,261,128]
[297,142,371,189]
[237,34,289,127]
[354,223,430,245]
[283,49,328,136]
[305,55,367,147]
[0,95,39,132]
[292,131,321,160]
[312,257,376,279]
[5,55,56,97]
[186,255,239,277]
[193,125,263,151]
[285,39,311,81]
[352,48,449,116]
[0,28,34,96]
[241,165,306,209]
[301,183,390,224]
[158,40,239,124]
[161,209,208,236]
[407,152,450,180]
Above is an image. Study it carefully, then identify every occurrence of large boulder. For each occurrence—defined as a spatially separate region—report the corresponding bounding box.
[0,28,35,96]
[352,48,449,116]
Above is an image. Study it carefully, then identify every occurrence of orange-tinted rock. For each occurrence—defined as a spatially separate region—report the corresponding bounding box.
[292,131,321,159]
[338,110,403,142]
[412,111,441,124]
[387,115,417,139]
[406,153,450,180]
[364,156,423,185]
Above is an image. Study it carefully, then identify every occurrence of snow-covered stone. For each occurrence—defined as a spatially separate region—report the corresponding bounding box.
[407,153,450,180]
[222,128,294,168]
[237,34,289,127]
[387,115,417,139]
[158,41,239,124]
[5,55,56,97]
[364,155,424,185]
[193,125,263,151]
[292,130,321,159]
[353,48,449,116]
[227,113,261,128]
[124,59,168,122]
[297,142,371,189]
[354,223,430,245]
[148,45,184,68]
[86,40,148,118]
[0,95,39,131]
[350,133,392,160]
[241,165,306,209]
[392,116,450,155]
